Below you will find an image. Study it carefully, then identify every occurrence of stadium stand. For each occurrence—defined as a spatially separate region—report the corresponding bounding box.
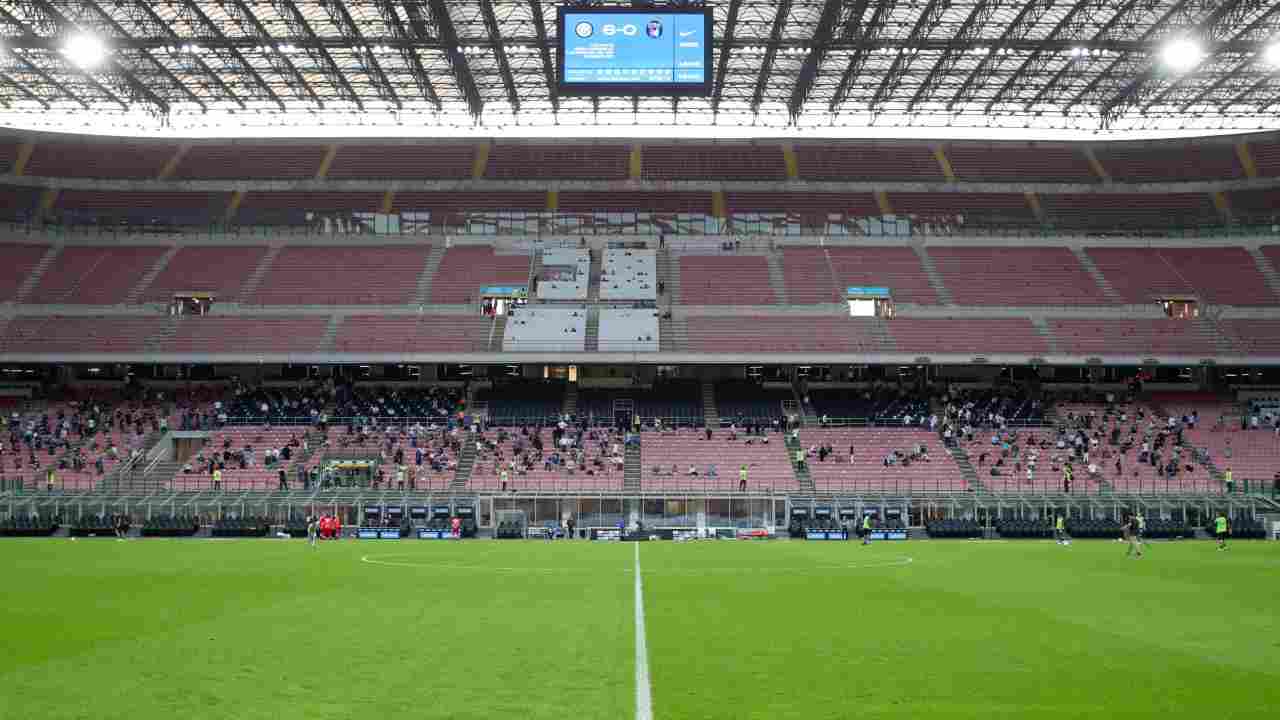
[326,143,475,179]
[333,315,490,353]
[678,254,777,305]
[685,317,883,353]
[0,243,52,301]
[783,246,939,306]
[486,143,630,180]
[926,247,1106,305]
[470,426,625,491]
[430,246,529,304]
[173,143,326,180]
[160,316,330,353]
[54,190,230,226]
[598,308,659,353]
[142,245,267,303]
[1041,193,1219,230]
[27,245,165,304]
[477,383,565,425]
[642,143,787,180]
[503,307,587,352]
[802,429,966,492]
[642,429,798,492]
[22,140,177,179]
[944,143,1096,183]
[246,245,432,305]
[0,184,39,220]
[1086,247,1275,305]
[888,318,1049,356]
[889,192,1038,227]
[1048,319,1220,357]
[1250,137,1280,176]
[1220,319,1280,355]
[794,143,942,181]
[0,316,161,353]
[1093,142,1244,182]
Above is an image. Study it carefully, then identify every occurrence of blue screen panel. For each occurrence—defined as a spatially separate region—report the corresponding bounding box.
[558,8,711,96]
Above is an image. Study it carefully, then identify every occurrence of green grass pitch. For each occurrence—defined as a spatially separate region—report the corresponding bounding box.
[0,537,1276,719]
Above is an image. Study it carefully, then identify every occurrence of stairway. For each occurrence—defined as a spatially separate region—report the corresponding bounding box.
[138,460,182,492]
[793,382,818,426]
[319,315,341,351]
[1030,317,1061,355]
[238,245,282,301]
[1247,246,1280,301]
[451,431,477,490]
[947,445,985,492]
[15,244,61,302]
[867,318,895,353]
[145,316,181,353]
[701,381,720,429]
[585,307,600,352]
[488,315,507,352]
[623,436,642,492]
[913,245,955,305]
[765,251,789,304]
[413,244,447,305]
[562,383,578,418]
[125,246,179,304]
[784,433,816,492]
[656,248,682,304]
[103,429,171,489]
[658,315,678,352]
[1145,399,1226,491]
[587,247,603,302]
[1072,246,1123,304]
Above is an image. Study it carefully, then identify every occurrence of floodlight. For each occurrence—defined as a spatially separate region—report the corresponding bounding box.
[1161,38,1202,72]
[62,34,106,69]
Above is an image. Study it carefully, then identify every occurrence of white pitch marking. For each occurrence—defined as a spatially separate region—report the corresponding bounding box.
[634,542,653,720]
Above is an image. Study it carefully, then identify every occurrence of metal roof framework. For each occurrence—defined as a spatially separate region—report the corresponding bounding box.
[0,0,1278,129]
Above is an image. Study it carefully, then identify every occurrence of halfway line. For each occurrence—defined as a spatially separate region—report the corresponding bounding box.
[634,542,653,720]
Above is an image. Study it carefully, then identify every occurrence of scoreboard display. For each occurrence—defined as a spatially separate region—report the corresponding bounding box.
[557,6,712,96]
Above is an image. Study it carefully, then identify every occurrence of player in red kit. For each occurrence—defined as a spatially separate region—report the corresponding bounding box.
[450,515,461,539]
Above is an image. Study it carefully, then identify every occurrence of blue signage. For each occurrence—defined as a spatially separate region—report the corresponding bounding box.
[847,286,891,297]
[561,11,707,85]
[480,285,528,298]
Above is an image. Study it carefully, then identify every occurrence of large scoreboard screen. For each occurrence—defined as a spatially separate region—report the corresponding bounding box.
[557,6,712,97]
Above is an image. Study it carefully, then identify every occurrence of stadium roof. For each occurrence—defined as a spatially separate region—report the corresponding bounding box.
[1,0,1280,139]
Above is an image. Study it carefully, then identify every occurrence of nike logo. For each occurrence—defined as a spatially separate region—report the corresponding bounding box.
[680,30,696,37]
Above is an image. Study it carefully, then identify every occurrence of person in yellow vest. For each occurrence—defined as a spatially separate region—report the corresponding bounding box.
[738,465,748,492]
[46,467,56,493]
[1055,514,1068,545]
[794,447,805,469]
[1223,468,1233,495]
[862,514,873,546]
[500,468,510,492]
[1214,513,1229,551]
[212,467,222,491]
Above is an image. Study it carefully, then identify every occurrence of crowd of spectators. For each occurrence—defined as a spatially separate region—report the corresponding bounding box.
[477,420,631,489]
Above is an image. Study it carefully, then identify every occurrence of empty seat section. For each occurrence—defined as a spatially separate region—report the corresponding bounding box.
[1095,142,1244,183]
[887,318,1047,355]
[716,381,794,425]
[1250,137,1280,177]
[1154,247,1275,305]
[1085,247,1189,303]
[28,245,165,304]
[1049,319,1220,357]
[889,192,1036,227]
[803,429,967,493]
[0,137,18,173]
[1043,193,1218,230]
[927,247,1105,305]
[334,315,489,353]
[160,316,328,353]
[579,381,702,427]
[0,316,159,352]
[945,143,1095,183]
[247,245,431,305]
[687,316,885,353]
[477,383,565,425]
[0,244,50,301]
[430,246,529,304]
[642,144,786,180]
[327,144,475,179]
[1264,247,1280,285]
[24,140,176,179]
[1220,320,1280,355]
[781,248,839,304]
[174,143,326,180]
[678,255,776,305]
[486,144,629,179]
[393,191,546,229]
[794,143,941,181]
[143,246,267,303]
[642,432,797,492]
[236,191,382,226]
[726,192,878,230]
[830,247,939,305]
[1230,188,1280,224]
[55,190,229,226]
[0,184,40,220]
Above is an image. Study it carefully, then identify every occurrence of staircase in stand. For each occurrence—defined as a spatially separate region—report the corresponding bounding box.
[15,244,61,302]
[867,318,895,353]
[319,315,341,351]
[947,445,986,492]
[562,383,578,418]
[1071,246,1123,304]
[765,251,789,304]
[1145,400,1225,490]
[913,245,955,305]
[701,380,720,430]
[1030,317,1061,355]
[658,315,679,352]
[239,245,282,301]
[587,247,603,302]
[451,431,477,490]
[624,435,642,492]
[656,248,681,305]
[1247,246,1280,301]
[413,244,447,305]
[104,429,172,489]
[488,315,508,352]
[145,316,181,353]
[784,433,816,492]
[125,246,179,304]
[585,306,600,352]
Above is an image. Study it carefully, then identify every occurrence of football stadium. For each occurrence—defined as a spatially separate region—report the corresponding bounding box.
[1,1,1280,718]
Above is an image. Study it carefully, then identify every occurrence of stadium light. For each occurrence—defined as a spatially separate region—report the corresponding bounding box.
[62,33,106,69]
[1161,38,1203,72]
[1266,42,1280,68]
